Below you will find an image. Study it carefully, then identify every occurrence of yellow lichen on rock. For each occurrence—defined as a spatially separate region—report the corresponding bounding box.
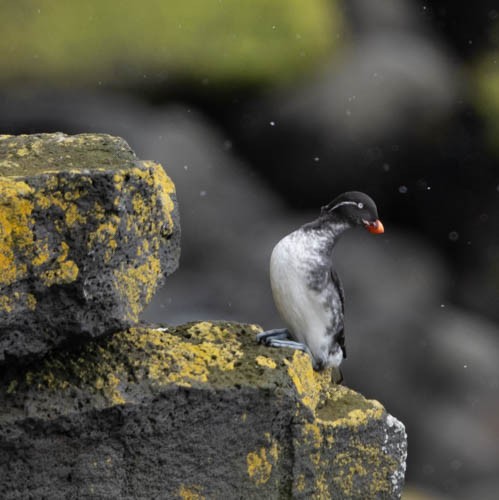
[105,162,177,319]
[15,323,245,405]
[0,295,13,313]
[178,484,205,500]
[247,448,273,485]
[303,421,323,450]
[87,216,121,263]
[284,350,331,412]
[0,178,35,286]
[332,442,397,498]
[255,355,277,369]
[1,136,178,346]
[295,474,306,493]
[246,435,279,486]
[39,242,79,286]
[330,406,384,428]
[142,161,176,228]
[64,203,87,227]
[113,256,162,322]
[133,323,244,386]
[278,348,404,498]
[0,319,406,498]
[125,163,176,240]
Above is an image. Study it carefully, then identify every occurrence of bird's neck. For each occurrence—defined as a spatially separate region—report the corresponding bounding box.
[301,215,351,255]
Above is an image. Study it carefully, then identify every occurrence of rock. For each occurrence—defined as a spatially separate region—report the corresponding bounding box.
[0,91,290,326]
[0,133,180,363]
[0,321,407,499]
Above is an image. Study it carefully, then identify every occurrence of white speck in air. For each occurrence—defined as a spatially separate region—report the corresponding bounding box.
[398,185,408,194]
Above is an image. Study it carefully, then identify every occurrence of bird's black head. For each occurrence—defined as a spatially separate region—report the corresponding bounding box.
[321,191,384,234]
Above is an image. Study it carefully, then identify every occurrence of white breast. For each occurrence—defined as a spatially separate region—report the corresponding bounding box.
[269,231,336,361]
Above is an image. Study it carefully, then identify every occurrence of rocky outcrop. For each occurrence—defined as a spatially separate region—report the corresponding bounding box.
[0,321,407,499]
[0,133,180,363]
[0,132,407,498]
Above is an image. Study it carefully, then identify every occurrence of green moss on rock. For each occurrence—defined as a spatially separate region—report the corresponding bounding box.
[0,133,180,363]
[0,321,407,499]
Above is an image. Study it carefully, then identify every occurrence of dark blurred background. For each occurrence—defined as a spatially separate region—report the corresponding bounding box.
[1,1,498,498]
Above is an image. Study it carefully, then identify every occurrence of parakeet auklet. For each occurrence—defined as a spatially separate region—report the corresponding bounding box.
[257,191,384,381]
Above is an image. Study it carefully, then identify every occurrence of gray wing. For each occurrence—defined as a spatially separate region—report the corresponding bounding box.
[330,270,346,358]
[330,270,345,314]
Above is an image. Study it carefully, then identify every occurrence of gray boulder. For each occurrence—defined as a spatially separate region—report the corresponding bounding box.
[0,321,407,499]
[0,133,180,363]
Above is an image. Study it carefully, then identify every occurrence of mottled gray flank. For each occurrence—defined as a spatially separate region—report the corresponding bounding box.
[277,216,352,367]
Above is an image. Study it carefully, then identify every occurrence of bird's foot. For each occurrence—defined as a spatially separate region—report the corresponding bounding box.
[259,337,313,357]
[256,328,292,345]
[331,367,344,385]
[257,329,327,373]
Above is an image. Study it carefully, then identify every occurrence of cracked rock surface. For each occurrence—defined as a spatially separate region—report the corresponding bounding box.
[0,321,407,499]
[0,133,180,363]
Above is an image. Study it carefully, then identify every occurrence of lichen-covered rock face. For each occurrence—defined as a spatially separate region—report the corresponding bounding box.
[0,321,406,499]
[0,133,180,363]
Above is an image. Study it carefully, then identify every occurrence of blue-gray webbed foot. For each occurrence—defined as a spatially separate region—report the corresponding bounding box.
[258,336,313,358]
[256,328,292,345]
[256,329,316,366]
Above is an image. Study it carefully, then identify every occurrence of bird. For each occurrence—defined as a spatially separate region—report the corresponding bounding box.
[256,191,384,382]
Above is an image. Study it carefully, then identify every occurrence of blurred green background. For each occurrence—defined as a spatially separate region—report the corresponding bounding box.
[0,0,342,86]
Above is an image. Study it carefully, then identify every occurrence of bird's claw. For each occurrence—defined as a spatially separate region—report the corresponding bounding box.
[256,328,291,345]
[256,329,343,383]
[331,367,344,385]
[257,332,312,358]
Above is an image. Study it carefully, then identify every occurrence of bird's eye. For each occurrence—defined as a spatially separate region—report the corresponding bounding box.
[358,202,364,209]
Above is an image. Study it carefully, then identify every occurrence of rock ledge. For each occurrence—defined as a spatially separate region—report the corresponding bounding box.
[0,133,180,363]
[0,321,407,499]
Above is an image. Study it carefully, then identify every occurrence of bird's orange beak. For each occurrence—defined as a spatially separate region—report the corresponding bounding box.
[364,219,384,234]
